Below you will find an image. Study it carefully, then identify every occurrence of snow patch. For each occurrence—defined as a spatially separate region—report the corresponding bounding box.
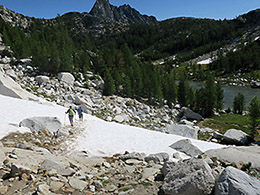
[0,94,225,158]
[197,58,212,65]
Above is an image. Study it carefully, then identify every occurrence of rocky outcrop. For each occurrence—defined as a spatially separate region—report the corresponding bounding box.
[206,146,260,169]
[169,139,203,157]
[215,166,260,195]
[223,129,250,145]
[90,0,156,24]
[180,107,204,121]
[36,75,50,85]
[162,158,215,195]
[57,72,75,85]
[19,117,62,135]
[0,71,38,101]
[0,5,33,28]
[164,124,198,139]
[144,153,169,164]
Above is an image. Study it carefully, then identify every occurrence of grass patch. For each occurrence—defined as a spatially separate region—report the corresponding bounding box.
[202,114,260,141]
[203,114,251,134]
[198,132,212,141]
[139,182,153,187]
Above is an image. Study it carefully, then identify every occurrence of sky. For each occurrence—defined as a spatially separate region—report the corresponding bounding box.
[0,0,259,21]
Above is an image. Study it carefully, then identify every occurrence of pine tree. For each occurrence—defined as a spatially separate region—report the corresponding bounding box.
[248,96,260,139]
[204,74,217,117]
[123,75,132,97]
[165,70,177,106]
[178,73,189,107]
[103,69,115,96]
[233,93,245,115]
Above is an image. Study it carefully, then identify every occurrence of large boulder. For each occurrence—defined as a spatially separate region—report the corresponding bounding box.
[165,124,198,139]
[206,146,260,169]
[36,76,50,85]
[19,117,62,135]
[215,166,260,195]
[181,107,204,121]
[119,152,145,161]
[223,129,250,145]
[144,153,169,164]
[40,159,75,177]
[0,71,38,101]
[74,95,87,105]
[162,158,215,195]
[169,139,203,157]
[57,72,75,85]
[5,69,17,80]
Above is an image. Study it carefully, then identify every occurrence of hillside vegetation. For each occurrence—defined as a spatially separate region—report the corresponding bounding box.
[0,6,260,107]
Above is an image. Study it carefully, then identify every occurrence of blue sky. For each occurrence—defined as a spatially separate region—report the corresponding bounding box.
[0,0,259,21]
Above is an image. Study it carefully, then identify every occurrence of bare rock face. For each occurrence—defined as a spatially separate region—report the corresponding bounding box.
[0,5,32,28]
[57,72,75,85]
[206,146,260,169]
[0,71,39,101]
[215,166,260,195]
[223,129,250,145]
[165,124,198,139]
[19,117,62,135]
[169,139,203,157]
[162,158,215,195]
[90,0,156,24]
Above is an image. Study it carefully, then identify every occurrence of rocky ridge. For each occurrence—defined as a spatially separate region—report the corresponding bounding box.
[0,5,33,29]
[0,0,156,36]
[89,0,156,24]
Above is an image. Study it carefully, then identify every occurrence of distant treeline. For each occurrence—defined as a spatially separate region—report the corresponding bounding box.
[0,15,258,113]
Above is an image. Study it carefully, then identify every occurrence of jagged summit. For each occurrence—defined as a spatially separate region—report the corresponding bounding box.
[89,0,156,24]
[90,0,114,20]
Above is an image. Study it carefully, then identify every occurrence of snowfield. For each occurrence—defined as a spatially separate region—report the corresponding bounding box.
[0,94,225,158]
[197,58,212,65]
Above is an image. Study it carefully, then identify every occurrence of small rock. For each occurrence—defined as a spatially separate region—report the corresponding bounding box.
[105,184,117,192]
[9,154,18,159]
[16,143,32,150]
[125,159,143,166]
[119,189,135,195]
[50,181,64,192]
[21,173,28,181]
[0,185,8,195]
[89,185,95,192]
[103,162,111,168]
[93,180,103,191]
[69,178,88,191]
[145,153,169,164]
[119,152,145,161]
[38,183,51,194]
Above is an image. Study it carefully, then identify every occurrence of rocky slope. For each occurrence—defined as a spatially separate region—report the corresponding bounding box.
[0,5,33,28]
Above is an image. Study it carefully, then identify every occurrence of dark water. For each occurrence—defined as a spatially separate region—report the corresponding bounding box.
[189,81,260,109]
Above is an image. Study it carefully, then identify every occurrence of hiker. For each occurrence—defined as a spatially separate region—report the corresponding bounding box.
[77,106,83,121]
[65,106,76,126]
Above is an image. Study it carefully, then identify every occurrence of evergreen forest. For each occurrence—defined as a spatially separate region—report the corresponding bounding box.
[0,12,260,117]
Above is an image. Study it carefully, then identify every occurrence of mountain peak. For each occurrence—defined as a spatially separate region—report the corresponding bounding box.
[90,0,114,20]
[90,0,156,24]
